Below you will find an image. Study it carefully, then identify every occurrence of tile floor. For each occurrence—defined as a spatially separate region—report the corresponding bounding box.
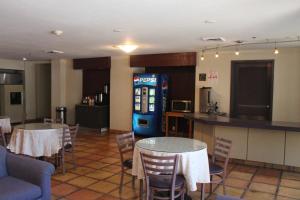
[51,129,300,200]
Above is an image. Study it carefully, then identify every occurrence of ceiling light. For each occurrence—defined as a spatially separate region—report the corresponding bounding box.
[235,45,240,56]
[200,50,205,61]
[51,30,63,36]
[204,20,217,24]
[47,50,64,54]
[274,42,279,55]
[116,44,138,53]
[215,49,219,58]
[22,57,27,61]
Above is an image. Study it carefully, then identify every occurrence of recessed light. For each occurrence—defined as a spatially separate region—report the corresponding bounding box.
[115,44,138,53]
[113,28,124,33]
[204,20,217,24]
[202,37,226,42]
[51,30,63,36]
[47,50,64,54]
[22,57,27,61]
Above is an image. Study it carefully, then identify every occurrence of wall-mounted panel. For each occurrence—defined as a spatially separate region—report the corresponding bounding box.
[130,52,196,67]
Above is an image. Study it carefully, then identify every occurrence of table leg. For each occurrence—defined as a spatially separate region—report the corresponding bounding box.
[166,115,169,137]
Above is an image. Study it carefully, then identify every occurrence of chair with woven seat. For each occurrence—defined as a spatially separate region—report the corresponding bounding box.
[56,124,79,174]
[208,137,232,196]
[116,132,136,193]
[140,153,186,200]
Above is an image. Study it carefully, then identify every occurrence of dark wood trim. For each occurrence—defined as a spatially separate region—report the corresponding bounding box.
[230,60,274,121]
[73,57,111,70]
[130,52,196,67]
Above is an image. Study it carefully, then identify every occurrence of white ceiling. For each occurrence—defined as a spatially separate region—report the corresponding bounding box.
[0,0,300,60]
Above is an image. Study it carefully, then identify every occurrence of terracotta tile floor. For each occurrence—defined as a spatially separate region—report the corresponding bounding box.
[50,129,300,200]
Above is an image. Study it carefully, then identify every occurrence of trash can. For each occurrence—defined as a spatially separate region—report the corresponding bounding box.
[56,106,67,124]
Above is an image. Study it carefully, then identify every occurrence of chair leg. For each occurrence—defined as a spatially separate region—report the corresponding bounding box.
[140,179,144,200]
[61,153,65,174]
[222,179,226,195]
[132,175,136,188]
[119,170,124,193]
[200,183,205,200]
[71,150,77,169]
[210,175,213,194]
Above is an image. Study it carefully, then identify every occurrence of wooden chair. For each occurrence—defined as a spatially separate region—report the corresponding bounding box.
[140,153,186,200]
[57,124,79,174]
[116,132,136,193]
[207,137,232,196]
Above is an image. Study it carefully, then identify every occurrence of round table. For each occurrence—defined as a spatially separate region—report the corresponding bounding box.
[0,116,12,133]
[8,123,68,157]
[132,137,210,192]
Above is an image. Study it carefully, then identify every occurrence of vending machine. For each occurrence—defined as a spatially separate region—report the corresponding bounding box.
[132,73,168,137]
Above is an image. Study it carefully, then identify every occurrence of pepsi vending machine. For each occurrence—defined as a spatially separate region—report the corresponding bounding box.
[132,73,168,137]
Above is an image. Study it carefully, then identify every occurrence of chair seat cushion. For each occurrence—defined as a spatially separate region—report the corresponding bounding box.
[209,163,224,174]
[150,175,185,189]
[123,159,133,169]
[0,176,42,200]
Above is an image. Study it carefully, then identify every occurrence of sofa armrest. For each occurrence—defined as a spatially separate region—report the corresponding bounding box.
[6,153,55,200]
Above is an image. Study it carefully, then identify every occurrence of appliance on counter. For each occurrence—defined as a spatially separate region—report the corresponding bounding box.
[132,73,168,137]
[200,87,212,113]
[171,100,192,113]
[0,69,24,123]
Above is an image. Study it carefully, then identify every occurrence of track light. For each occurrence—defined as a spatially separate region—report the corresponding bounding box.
[235,45,240,55]
[215,49,219,58]
[200,50,205,61]
[274,42,279,54]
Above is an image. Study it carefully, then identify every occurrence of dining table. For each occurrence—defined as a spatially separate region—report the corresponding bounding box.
[0,116,12,133]
[132,136,210,197]
[8,123,68,157]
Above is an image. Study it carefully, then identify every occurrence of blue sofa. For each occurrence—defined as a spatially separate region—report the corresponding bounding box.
[0,146,55,200]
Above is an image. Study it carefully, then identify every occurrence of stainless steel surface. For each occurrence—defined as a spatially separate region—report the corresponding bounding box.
[200,87,212,113]
[171,100,192,113]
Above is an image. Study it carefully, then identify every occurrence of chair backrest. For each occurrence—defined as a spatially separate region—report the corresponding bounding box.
[62,124,79,150]
[140,153,179,190]
[212,137,232,173]
[116,132,135,163]
[0,127,6,147]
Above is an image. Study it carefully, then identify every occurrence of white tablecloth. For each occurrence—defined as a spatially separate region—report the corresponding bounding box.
[8,123,68,157]
[0,117,11,133]
[132,138,210,192]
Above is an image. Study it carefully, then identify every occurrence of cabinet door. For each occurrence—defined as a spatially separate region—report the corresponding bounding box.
[248,129,285,165]
[285,131,300,167]
[215,126,248,160]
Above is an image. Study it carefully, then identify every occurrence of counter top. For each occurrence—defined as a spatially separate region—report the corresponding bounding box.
[76,104,109,107]
[184,113,300,132]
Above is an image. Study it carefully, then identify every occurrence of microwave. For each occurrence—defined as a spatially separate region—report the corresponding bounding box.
[171,100,192,113]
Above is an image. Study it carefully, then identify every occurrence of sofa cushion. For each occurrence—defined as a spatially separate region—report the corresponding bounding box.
[0,176,42,200]
[0,146,7,178]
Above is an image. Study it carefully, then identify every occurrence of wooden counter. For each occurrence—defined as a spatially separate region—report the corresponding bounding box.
[185,113,300,167]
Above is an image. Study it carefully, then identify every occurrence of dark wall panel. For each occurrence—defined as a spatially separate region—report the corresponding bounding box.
[145,66,196,111]
[82,69,110,97]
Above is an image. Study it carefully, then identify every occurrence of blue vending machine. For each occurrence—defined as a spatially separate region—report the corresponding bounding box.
[132,73,168,137]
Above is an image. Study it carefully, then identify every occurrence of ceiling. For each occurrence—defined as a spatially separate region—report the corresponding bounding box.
[0,0,300,60]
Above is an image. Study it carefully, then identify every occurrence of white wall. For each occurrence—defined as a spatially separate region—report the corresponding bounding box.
[195,47,300,122]
[51,59,82,124]
[0,58,50,120]
[110,56,144,131]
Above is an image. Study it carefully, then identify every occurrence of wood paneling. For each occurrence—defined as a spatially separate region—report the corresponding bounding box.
[145,66,195,111]
[130,52,196,67]
[74,57,111,70]
[82,69,110,97]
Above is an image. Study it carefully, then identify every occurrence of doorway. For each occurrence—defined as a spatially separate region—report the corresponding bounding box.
[35,63,51,119]
[230,60,274,121]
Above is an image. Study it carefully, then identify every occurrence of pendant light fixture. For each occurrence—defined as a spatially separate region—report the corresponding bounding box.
[274,41,279,54]
[235,45,240,55]
[200,50,205,61]
[215,49,219,58]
